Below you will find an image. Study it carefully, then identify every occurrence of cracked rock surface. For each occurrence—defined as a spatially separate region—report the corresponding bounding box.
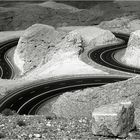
[51,76,140,120]
[92,101,135,138]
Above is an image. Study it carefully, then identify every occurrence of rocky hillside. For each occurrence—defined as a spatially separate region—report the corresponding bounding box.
[38,1,80,12]
[121,30,140,68]
[99,16,140,34]
[51,76,140,121]
[14,24,119,78]
[0,1,128,31]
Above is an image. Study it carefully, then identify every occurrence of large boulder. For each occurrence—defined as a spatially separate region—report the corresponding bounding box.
[58,26,119,46]
[128,19,140,33]
[92,101,135,138]
[51,76,140,120]
[14,24,65,74]
[38,1,80,12]
[99,16,140,34]
[20,26,119,79]
[121,30,140,68]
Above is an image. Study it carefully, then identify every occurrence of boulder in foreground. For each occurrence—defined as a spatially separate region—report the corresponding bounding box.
[92,101,135,138]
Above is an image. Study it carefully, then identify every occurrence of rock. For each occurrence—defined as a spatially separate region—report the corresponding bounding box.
[51,76,140,119]
[28,134,33,138]
[121,30,140,68]
[92,101,135,138]
[14,24,65,74]
[22,27,108,79]
[69,26,118,46]
[99,16,136,34]
[128,19,140,32]
[0,4,105,31]
[34,134,41,138]
[21,26,119,79]
[38,1,80,12]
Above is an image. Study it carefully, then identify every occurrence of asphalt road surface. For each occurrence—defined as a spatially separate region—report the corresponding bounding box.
[0,33,134,115]
[89,33,140,74]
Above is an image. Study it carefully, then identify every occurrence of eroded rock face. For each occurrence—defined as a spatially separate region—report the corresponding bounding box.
[99,16,140,34]
[70,26,118,46]
[121,30,140,68]
[51,76,140,119]
[15,25,119,77]
[14,24,65,74]
[38,1,80,12]
[128,20,140,32]
[92,101,135,138]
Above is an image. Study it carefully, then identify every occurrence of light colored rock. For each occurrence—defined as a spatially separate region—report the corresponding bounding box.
[92,101,135,138]
[57,26,118,47]
[21,26,119,80]
[38,1,80,12]
[51,76,140,119]
[99,16,131,28]
[57,26,93,33]
[70,26,118,46]
[121,30,140,68]
[99,16,140,34]
[14,24,65,74]
[128,19,140,32]
[99,16,130,34]
[14,25,120,79]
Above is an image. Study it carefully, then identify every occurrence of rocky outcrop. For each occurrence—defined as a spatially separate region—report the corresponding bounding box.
[0,4,104,31]
[51,76,140,120]
[92,101,135,138]
[121,30,140,68]
[99,16,140,34]
[15,25,119,79]
[69,26,118,46]
[38,1,80,12]
[14,24,66,74]
[99,16,135,34]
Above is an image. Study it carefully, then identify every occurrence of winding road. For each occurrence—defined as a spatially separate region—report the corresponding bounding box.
[0,39,18,79]
[89,33,140,74]
[0,33,137,115]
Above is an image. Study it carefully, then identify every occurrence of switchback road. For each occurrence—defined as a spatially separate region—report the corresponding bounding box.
[0,33,136,115]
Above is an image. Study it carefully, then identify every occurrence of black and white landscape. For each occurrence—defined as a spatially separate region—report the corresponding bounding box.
[0,0,140,139]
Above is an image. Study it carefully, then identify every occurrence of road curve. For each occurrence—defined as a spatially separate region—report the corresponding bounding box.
[0,39,18,79]
[89,33,140,74]
[0,33,136,115]
[0,76,129,115]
